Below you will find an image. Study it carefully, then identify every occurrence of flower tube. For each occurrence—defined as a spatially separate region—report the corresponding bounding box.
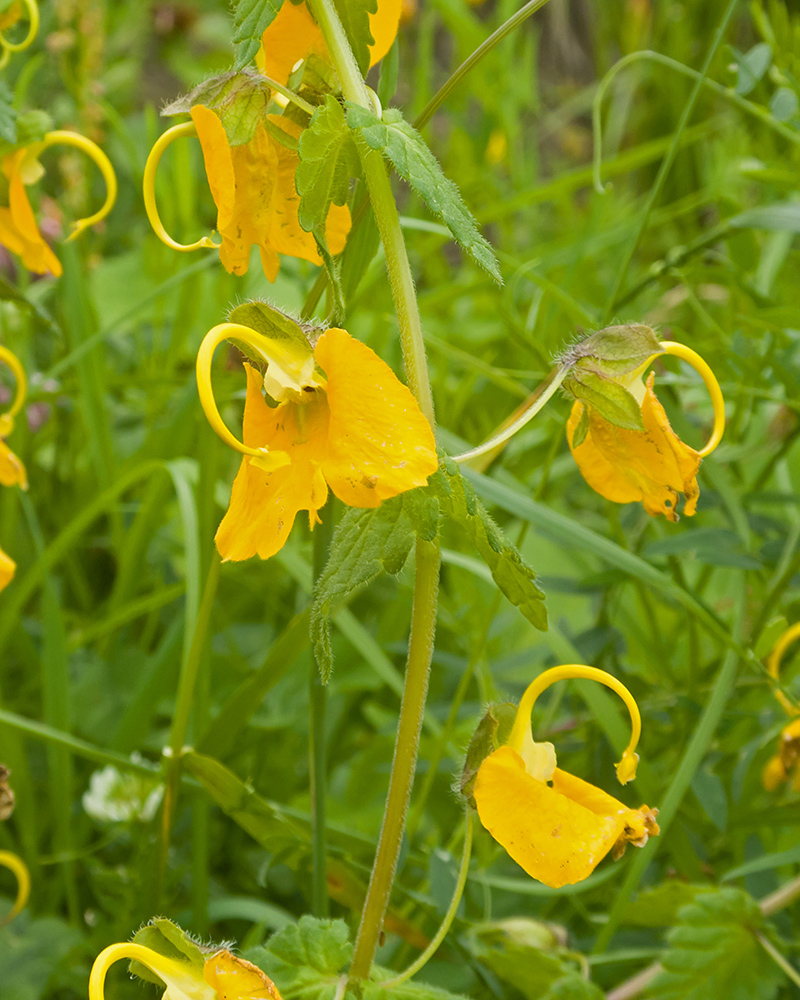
[196,303,437,560]
[473,665,659,888]
[0,850,30,925]
[0,130,117,277]
[763,623,800,792]
[0,0,39,68]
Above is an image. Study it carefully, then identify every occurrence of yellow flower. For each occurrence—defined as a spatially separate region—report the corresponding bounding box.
[0,130,117,277]
[0,850,30,925]
[0,0,38,68]
[256,0,402,85]
[567,340,725,522]
[143,104,351,281]
[191,104,350,279]
[0,344,27,595]
[473,665,659,888]
[762,623,800,793]
[89,942,283,1000]
[196,308,437,561]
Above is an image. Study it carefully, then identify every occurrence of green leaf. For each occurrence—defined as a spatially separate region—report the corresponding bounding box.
[650,887,782,1000]
[14,111,52,148]
[433,459,547,630]
[541,978,605,1000]
[183,749,310,849]
[163,70,274,145]
[130,918,205,988]
[311,489,436,681]
[366,974,470,1000]
[571,404,589,447]
[769,86,799,122]
[459,702,516,805]
[0,912,81,1000]
[622,883,712,927]
[244,916,351,1000]
[564,371,644,431]
[345,104,502,283]
[296,95,360,245]
[333,0,376,75]
[232,0,285,71]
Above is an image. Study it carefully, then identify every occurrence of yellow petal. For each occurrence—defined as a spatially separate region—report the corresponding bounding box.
[0,438,26,489]
[257,0,328,86]
[315,327,437,507]
[191,104,236,230]
[1,151,62,276]
[257,0,399,84]
[215,364,330,561]
[474,746,628,888]
[567,372,701,521]
[0,544,15,593]
[763,753,787,792]
[368,0,402,65]
[203,950,283,1000]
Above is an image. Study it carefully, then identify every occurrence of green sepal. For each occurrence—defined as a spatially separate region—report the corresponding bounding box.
[228,301,320,356]
[564,370,645,431]
[459,702,517,806]
[129,918,206,988]
[561,324,661,378]
[162,70,273,146]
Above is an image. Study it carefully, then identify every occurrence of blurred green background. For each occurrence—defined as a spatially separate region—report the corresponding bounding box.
[1,0,800,996]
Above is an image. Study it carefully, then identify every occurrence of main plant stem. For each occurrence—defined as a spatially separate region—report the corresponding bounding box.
[306,0,439,980]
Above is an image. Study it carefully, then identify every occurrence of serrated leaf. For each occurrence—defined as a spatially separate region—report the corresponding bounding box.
[163,70,273,146]
[564,371,644,431]
[433,460,547,630]
[0,80,16,145]
[345,104,502,283]
[244,917,352,1000]
[297,95,360,242]
[333,0,376,75]
[541,978,605,1000]
[366,975,470,1000]
[311,490,437,680]
[651,887,781,1000]
[130,918,205,988]
[232,0,285,70]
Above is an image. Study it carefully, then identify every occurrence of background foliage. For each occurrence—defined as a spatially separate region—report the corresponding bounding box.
[1,0,799,998]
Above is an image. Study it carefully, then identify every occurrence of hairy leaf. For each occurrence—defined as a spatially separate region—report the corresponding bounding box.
[311,489,438,681]
[651,887,781,1000]
[296,95,360,245]
[433,459,547,630]
[346,104,502,282]
[130,919,205,988]
[244,916,351,1000]
[232,0,285,70]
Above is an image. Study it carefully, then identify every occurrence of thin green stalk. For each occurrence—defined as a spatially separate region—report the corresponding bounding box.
[603,0,739,319]
[414,0,553,130]
[381,811,473,988]
[311,509,335,918]
[158,551,221,898]
[756,933,800,989]
[592,579,747,954]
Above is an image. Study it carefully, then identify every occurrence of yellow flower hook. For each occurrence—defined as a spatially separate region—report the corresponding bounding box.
[0,344,26,439]
[0,0,39,68]
[653,341,725,457]
[507,664,642,785]
[196,323,294,473]
[143,122,221,253]
[33,131,118,240]
[767,623,800,717]
[89,943,214,1000]
[0,850,30,925]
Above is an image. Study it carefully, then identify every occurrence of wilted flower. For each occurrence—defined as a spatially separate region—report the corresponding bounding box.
[196,302,437,561]
[470,664,658,888]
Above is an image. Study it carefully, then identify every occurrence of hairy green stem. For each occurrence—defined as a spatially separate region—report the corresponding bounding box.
[350,538,441,980]
[381,811,473,988]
